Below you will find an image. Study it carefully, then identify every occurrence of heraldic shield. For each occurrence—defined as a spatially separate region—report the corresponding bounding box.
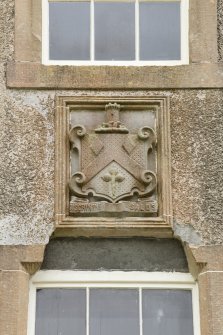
[69,103,158,216]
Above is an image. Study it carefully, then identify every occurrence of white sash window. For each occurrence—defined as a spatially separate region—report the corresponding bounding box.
[28,271,200,335]
[42,0,189,65]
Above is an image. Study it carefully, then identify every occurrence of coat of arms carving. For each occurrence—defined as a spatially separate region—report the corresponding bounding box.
[69,103,158,216]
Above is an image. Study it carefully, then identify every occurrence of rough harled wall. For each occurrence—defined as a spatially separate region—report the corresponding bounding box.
[0,1,223,245]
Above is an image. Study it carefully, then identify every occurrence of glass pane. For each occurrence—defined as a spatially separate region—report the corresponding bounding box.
[139,2,181,60]
[95,2,135,60]
[35,288,86,335]
[49,2,90,60]
[90,289,140,335]
[142,289,194,335]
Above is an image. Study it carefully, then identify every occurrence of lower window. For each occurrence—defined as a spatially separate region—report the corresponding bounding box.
[28,272,200,335]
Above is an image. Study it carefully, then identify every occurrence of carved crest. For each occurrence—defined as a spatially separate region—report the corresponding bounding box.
[69,103,157,210]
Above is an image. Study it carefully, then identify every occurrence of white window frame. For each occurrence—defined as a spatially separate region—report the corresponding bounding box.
[42,0,189,66]
[28,271,200,335]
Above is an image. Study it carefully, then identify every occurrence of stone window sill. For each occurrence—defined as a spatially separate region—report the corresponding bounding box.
[6,62,223,89]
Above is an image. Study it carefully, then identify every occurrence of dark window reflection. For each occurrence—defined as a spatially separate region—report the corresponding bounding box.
[49,2,90,60]
[139,2,181,60]
[142,289,194,335]
[95,2,135,60]
[35,288,86,335]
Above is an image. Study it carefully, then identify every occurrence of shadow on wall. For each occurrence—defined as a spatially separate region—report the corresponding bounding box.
[41,237,188,272]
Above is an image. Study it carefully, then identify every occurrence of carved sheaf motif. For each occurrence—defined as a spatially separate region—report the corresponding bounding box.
[69,103,157,212]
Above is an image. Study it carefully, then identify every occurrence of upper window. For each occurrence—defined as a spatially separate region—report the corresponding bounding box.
[42,0,189,65]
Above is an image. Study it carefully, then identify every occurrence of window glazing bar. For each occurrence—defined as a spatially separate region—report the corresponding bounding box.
[90,0,95,60]
[42,0,50,64]
[48,0,180,2]
[86,287,89,335]
[139,288,143,335]
[181,0,189,64]
[135,0,139,61]
[94,0,134,2]
[48,0,91,2]
[139,0,180,2]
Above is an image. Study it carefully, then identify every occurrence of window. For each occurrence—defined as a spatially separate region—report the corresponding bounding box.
[28,271,200,335]
[42,0,189,65]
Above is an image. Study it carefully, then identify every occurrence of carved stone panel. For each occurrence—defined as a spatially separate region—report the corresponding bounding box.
[55,97,172,236]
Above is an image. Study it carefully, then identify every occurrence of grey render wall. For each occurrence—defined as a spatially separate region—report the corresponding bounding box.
[41,238,189,272]
[0,88,222,245]
[0,1,223,246]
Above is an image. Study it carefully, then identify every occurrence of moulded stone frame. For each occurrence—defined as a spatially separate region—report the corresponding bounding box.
[14,0,218,64]
[55,96,172,237]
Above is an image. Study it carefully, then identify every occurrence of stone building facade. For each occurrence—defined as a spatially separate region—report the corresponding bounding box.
[0,0,223,334]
